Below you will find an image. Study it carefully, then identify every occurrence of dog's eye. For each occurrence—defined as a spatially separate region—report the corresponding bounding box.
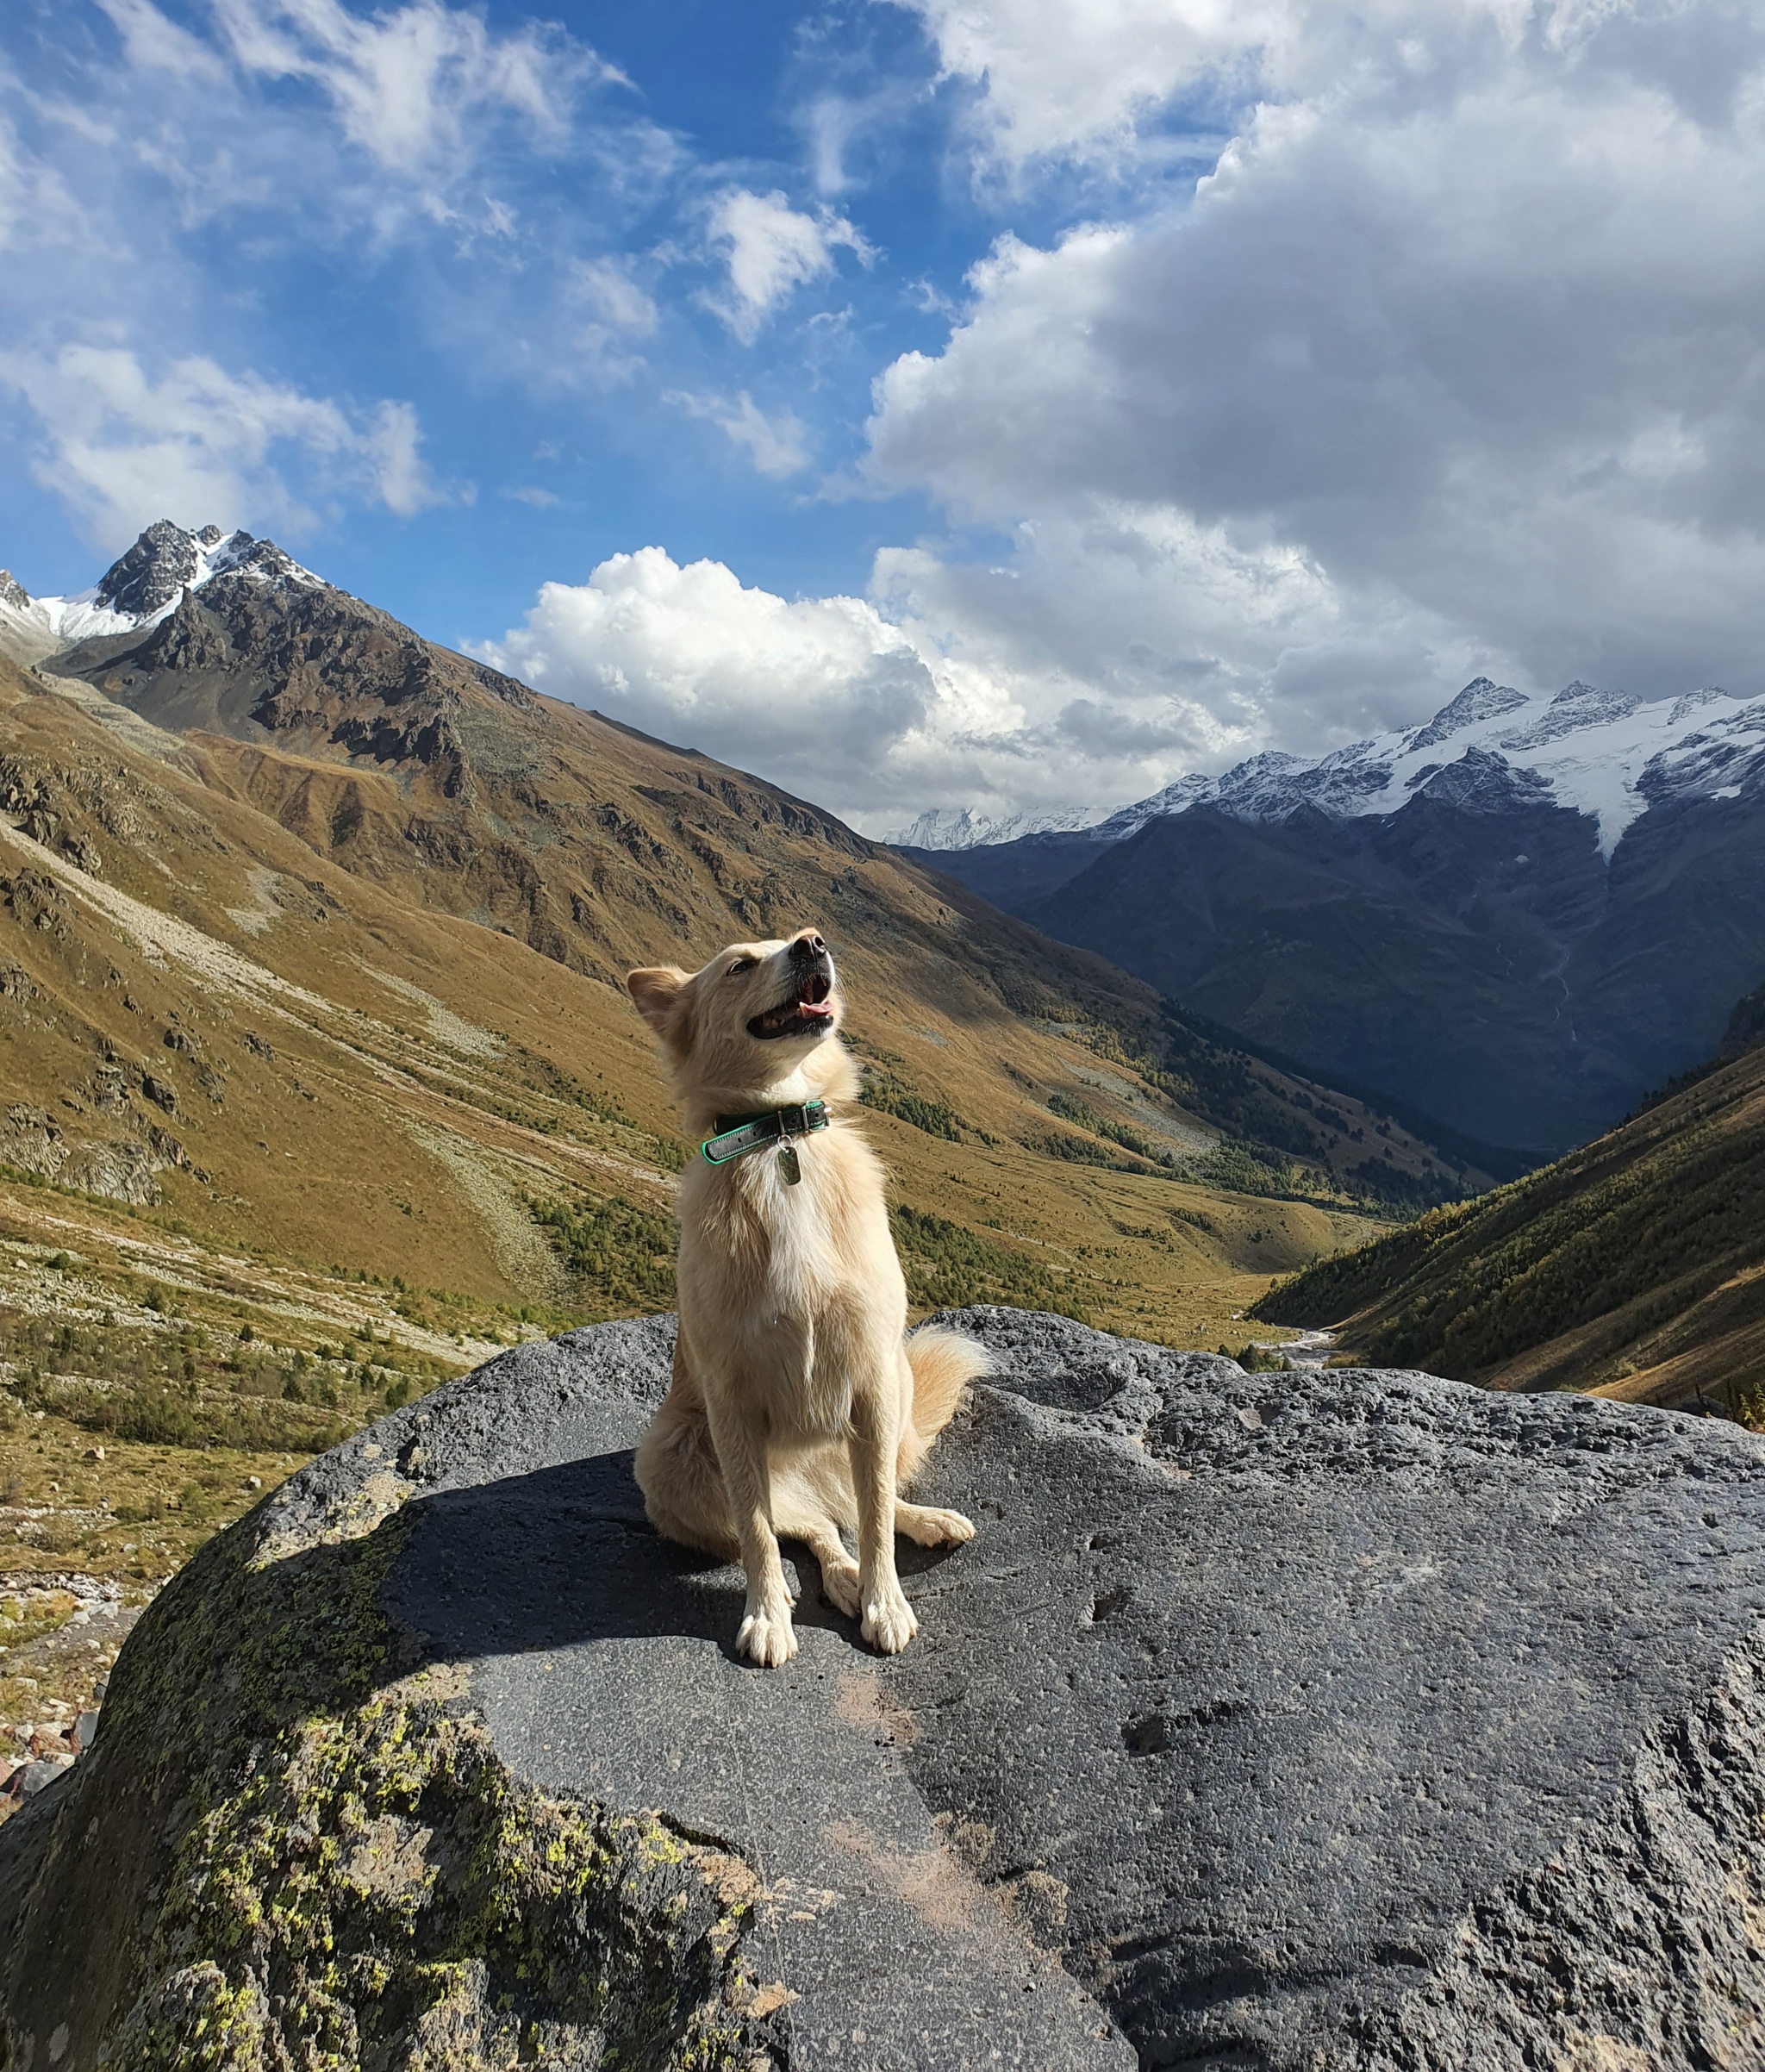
[727,956,758,976]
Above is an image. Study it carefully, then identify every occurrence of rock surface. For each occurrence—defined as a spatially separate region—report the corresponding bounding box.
[6,1307,1765,2069]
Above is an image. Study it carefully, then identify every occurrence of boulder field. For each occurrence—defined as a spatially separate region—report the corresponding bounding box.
[4,1307,1765,2069]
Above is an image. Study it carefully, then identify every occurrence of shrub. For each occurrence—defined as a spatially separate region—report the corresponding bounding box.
[1047,1092,1170,1167]
[531,1193,677,1313]
[860,1069,966,1142]
[889,1206,1091,1324]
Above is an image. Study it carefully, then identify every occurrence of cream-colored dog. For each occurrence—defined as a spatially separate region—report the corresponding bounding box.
[626,927,989,1665]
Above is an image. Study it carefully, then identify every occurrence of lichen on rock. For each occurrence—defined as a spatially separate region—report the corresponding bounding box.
[1,1442,777,2070]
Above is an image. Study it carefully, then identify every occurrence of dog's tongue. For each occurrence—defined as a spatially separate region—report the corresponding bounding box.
[797,999,833,1022]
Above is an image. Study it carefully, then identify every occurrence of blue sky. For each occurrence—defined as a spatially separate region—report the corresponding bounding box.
[5,2,1765,832]
[1,1,975,616]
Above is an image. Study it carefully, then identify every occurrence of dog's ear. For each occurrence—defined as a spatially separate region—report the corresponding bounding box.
[626,965,687,1036]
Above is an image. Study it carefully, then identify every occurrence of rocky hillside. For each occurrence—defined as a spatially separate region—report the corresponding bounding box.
[7,1308,1765,2069]
[1253,1002,1765,1411]
[901,677,1765,1158]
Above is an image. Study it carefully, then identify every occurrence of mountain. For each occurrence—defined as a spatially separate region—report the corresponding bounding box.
[1251,998,1765,1412]
[887,803,1107,850]
[1,522,1472,1329]
[901,677,1765,1157]
[0,523,323,668]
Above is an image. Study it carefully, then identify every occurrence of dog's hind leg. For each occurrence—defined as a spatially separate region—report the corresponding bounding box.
[633,1339,737,1560]
[894,1500,976,1547]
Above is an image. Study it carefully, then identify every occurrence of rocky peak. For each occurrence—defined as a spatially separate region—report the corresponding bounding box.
[205,533,321,590]
[0,571,28,613]
[1412,743,1554,814]
[94,521,210,619]
[90,521,321,624]
[1499,681,1641,751]
[1407,677,1528,751]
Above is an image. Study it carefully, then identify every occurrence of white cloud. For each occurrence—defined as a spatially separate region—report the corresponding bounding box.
[477,547,951,821]
[855,0,1765,814]
[501,484,560,508]
[472,524,1391,831]
[893,3,1619,172]
[0,346,446,549]
[559,257,658,381]
[896,0,1277,168]
[705,188,871,341]
[360,396,446,518]
[0,0,669,562]
[0,116,86,255]
[669,390,811,477]
[862,500,1488,816]
[94,0,229,83]
[208,0,604,182]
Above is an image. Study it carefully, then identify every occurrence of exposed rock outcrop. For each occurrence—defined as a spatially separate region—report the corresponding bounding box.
[5,1308,1765,2069]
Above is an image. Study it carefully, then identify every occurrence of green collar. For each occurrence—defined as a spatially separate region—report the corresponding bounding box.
[700,1099,830,1166]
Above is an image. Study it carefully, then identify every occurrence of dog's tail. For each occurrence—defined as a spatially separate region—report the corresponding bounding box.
[898,1326,992,1482]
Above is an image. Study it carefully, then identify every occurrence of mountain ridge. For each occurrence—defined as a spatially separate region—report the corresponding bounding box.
[1,521,1471,1324]
[896,673,1765,859]
[1253,1013,1765,1413]
[899,671,1765,1157]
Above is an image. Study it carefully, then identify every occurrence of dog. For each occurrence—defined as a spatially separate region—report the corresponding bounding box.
[625,927,989,1665]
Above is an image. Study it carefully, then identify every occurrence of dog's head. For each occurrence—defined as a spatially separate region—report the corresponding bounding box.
[627,927,858,1115]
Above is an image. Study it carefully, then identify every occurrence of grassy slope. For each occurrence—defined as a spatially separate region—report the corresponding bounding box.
[0,632,1455,1334]
[1252,1036,1765,1413]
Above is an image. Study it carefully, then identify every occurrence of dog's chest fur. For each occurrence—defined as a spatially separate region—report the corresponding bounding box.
[677,1123,902,1432]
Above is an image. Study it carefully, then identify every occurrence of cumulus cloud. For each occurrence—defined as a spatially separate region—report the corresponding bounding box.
[864,502,1487,812]
[476,547,957,821]
[472,524,1385,831]
[897,0,1275,168]
[0,346,447,549]
[857,0,1765,810]
[705,188,871,341]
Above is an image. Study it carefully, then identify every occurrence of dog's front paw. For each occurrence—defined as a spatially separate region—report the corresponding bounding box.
[736,1604,798,1666]
[820,1557,863,1619]
[861,1584,918,1655]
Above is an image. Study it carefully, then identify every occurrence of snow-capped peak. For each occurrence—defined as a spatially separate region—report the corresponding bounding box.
[900,677,1765,860]
[1406,676,1527,749]
[889,802,1112,849]
[0,520,325,655]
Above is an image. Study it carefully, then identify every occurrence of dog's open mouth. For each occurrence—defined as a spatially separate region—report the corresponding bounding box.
[747,970,834,1040]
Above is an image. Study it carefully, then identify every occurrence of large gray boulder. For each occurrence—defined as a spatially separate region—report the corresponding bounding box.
[5,1307,1765,2069]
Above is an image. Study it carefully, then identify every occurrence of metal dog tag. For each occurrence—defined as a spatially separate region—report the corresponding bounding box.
[777,1142,801,1185]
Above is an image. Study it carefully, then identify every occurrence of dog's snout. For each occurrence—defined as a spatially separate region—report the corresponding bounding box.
[791,931,828,961]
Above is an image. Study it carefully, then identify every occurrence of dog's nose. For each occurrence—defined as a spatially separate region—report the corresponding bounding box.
[791,932,828,961]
